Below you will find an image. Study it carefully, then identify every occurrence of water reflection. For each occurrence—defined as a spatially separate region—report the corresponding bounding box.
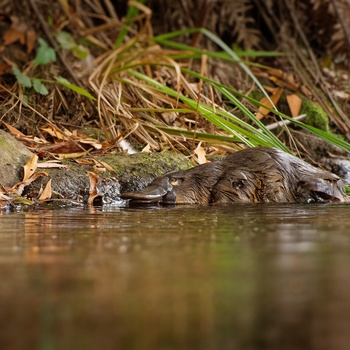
[1,204,350,349]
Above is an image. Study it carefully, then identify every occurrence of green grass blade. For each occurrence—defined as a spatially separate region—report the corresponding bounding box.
[114,0,147,48]
[56,77,96,100]
[126,69,287,148]
[150,125,242,143]
[155,28,278,109]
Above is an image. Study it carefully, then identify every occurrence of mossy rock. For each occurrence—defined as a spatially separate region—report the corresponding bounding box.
[0,129,33,187]
[98,151,193,194]
[24,151,194,204]
[301,99,330,132]
[0,130,194,205]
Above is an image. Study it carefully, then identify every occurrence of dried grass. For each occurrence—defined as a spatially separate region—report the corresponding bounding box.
[1,0,350,159]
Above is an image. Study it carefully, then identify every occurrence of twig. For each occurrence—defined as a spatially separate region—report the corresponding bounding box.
[265,114,306,131]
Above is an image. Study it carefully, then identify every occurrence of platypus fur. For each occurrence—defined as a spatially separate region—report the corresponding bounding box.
[121,147,348,205]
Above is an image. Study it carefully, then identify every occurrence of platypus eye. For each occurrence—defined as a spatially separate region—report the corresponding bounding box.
[231,179,245,188]
[170,178,183,186]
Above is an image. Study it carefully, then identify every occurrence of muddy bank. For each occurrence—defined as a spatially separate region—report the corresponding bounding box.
[0,130,193,205]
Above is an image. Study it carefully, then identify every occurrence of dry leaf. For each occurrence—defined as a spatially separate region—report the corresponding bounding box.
[38,179,52,201]
[57,151,91,159]
[14,172,48,195]
[0,192,10,200]
[40,125,70,140]
[256,88,284,120]
[87,171,101,205]
[37,161,68,169]
[0,62,10,75]
[26,30,37,54]
[161,112,177,124]
[262,85,277,93]
[23,155,38,181]
[194,143,209,164]
[79,138,102,149]
[0,183,7,192]
[88,171,99,196]
[2,16,36,54]
[93,164,106,173]
[142,144,151,153]
[266,67,284,77]
[0,193,11,204]
[74,158,95,165]
[286,94,302,117]
[4,122,26,138]
[98,161,114,171]
[40,141,83,154]
[3,27,24,46]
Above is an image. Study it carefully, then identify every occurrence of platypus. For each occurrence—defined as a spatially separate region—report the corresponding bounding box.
[121,147,348,205]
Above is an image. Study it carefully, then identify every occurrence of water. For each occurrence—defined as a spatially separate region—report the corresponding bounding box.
[1,203,350,350]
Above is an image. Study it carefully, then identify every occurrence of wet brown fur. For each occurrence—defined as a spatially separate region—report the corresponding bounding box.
[121,147,347,204]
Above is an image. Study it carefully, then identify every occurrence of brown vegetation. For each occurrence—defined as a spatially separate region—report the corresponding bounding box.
[0,0,349,158]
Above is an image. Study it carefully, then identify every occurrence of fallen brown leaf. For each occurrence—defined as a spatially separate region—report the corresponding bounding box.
[0,192,11,201]
[39,141,83,154]
[40,125,70,141]
[79,138,102,150]
[256,88,284,120]
[286,94,302,117]
[26,30,37,54]
[98,160,114,172]
[74,158,95,165]
[0,200,9,207]
[37,161,68,169]
[93,165,106,173]
[194,143,209,164]
[23,155,38,181]
[0,183,7,192]
[3,122,26,138]
[0,62,10,75]
[13,171,48,196]
[87,171,100,205]
[38,179,52,201]
[57,150,91,159]
[3,26,24,46]
[2,16,36,54]
[142,144,151,153]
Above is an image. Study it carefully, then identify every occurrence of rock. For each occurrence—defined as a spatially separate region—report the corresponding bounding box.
[24,152,193,204]
[0,130,194,204]
[0,129,34,187]
[291,130,350,184]
[325,159,350,185]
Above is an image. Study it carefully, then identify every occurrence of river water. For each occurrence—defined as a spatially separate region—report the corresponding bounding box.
[1,203,350,350]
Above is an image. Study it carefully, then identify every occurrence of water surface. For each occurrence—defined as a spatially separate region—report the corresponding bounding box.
[1,203,350,350]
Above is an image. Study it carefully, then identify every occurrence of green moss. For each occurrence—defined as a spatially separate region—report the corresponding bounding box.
[345,185,350,195]
[95,151,194,192]
[99,151,193,178]
[301,99,330,132]
[248,90,265,103]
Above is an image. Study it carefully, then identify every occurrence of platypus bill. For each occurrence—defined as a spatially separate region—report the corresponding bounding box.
[121,147,348,205]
